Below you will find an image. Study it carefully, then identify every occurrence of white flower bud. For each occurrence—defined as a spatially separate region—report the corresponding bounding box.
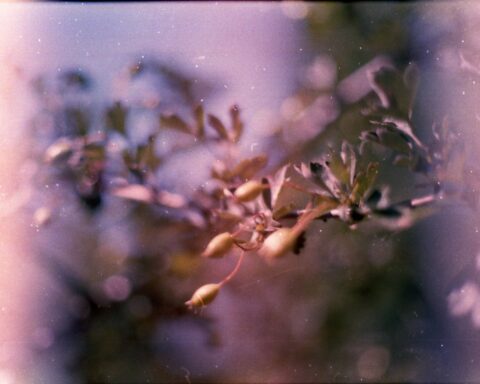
[234,180,264,202]
[258,228,297,260]
[185,283,221,309]
[202,232,234,258]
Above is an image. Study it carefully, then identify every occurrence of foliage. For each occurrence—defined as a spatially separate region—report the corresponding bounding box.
[28,6,478,382]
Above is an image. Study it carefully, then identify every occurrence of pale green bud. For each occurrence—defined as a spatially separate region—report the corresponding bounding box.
[185,283,221,309]
[234,180,264,202]
[202,232,234,258]
[258,228,297,260]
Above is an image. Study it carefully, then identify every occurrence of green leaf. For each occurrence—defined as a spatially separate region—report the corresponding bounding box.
[208,114,229,140]
[105,101,127,136]
[194,105,205,139]
[160,114,191,134]
[350,162,379,203]
[136,136,161,172]
[230,155,268,181]
[369,65,418,121]
[65,107,89,136]
[230,105,243,143]
[327,150,350,188]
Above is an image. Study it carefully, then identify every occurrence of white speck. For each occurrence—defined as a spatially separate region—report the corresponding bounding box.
[462,90,466,96]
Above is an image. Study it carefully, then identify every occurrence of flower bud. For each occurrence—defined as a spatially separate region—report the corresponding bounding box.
[234,180,264,202]
[44,138,73,163]
[185,283,221,309]
[202,232,234,258]
[258,228,297,260]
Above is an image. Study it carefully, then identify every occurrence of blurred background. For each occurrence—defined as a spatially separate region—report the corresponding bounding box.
[1,2,480,383]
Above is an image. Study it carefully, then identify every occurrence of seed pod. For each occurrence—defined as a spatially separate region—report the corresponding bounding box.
[202,232,234,258]
[185,283,221,309]
[234,180,264,202]
[258,228,297,260]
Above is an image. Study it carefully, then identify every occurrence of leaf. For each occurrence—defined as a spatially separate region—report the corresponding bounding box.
[160,114,191,134]
[340,141,357,186]
[136,136,161,172]
[230,105,243,142]
[194,105,205,139]
[327,155,349,188]
[317,161,343,198]
[369,65,417,121]
[350,162,379,203]
[105,101,127,136]
[230,154,268,180]
[361,124,414,155]
[261,177,272,210]
[309,162,335,197]
[269,164,289,209]
[208,114,229,140]
[65,107,89,136]
[272,203,295,221]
